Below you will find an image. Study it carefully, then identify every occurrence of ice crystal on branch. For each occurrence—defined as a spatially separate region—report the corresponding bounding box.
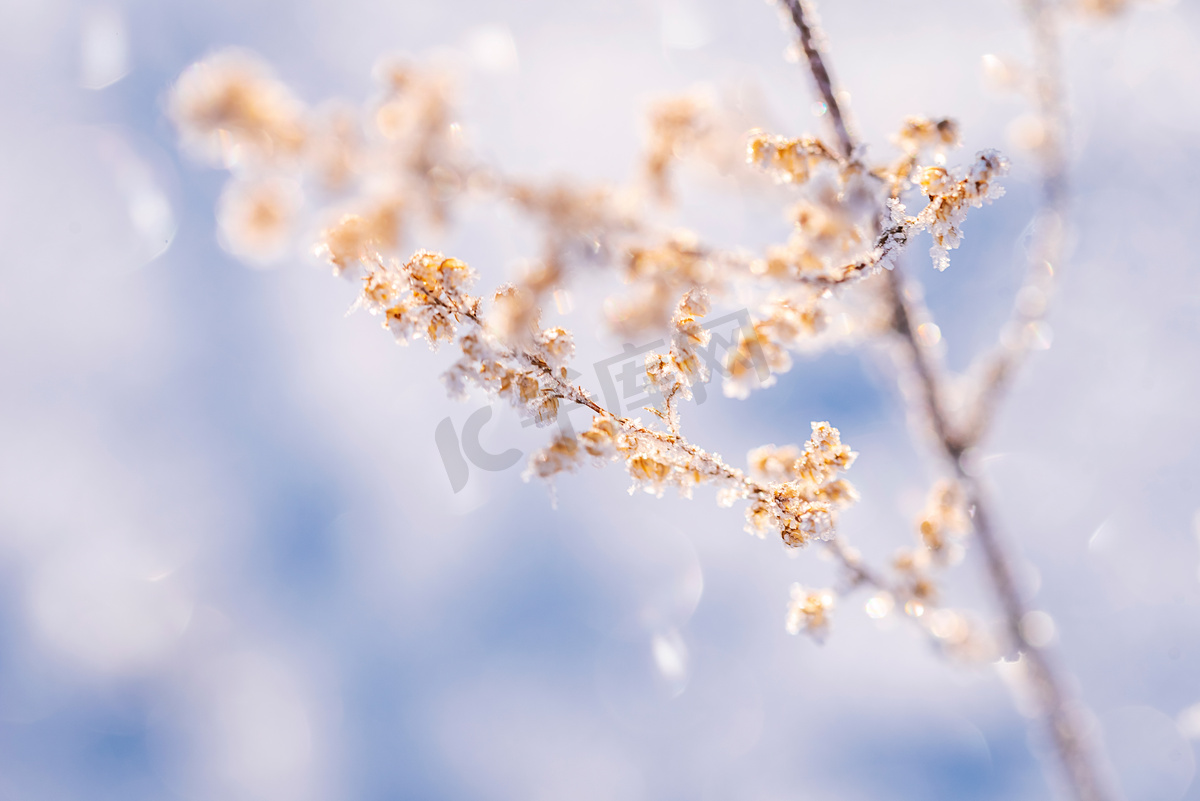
[895,116,961,157]
[916,150,1010,271]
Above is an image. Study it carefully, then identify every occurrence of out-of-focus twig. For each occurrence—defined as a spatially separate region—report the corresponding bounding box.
[783,2,1117,799]
[885,265,1117,801]
[960,0,1069,446]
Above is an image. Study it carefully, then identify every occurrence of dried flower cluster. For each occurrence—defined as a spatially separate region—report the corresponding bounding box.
[747,131,839,185]
[915,479,971,559]
[894,115,961,158]
[743,128,1007,283]
[913,151,1010,271]
[785,583,835,640]
[891,482,967,612]
[611,232,711,336]
[171,50,306,167]
[744,423,857,545]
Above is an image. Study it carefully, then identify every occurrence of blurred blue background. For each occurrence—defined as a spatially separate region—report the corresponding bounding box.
[1,0,1199,798]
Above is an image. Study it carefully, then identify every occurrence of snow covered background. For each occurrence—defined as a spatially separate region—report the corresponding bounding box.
[1,0,1199,798]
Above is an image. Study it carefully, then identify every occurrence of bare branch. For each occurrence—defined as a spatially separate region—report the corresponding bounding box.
[779,0,854,157]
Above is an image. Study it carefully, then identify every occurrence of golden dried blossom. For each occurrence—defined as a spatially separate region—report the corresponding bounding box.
[1075,0,1132,16]
[890,545,940,609]
[610,233,714,335]
[372,58,452,143]
[774,490,835,547]
[723,321,787,399]
[170,50,307,167]
[536,327,575,370]
[343,249,480,351]
[747,444,804,483]
[526,432,582,480]
[915,479,969,560]
[216,177,299,263]
[367,56,468,225]
[722,295,824,399]
[490,284,541,347]
[794,422,857,487]
[743,423,856,547]
[508,181,639,247]
[579,417,620,458]
[664,288,713,393]
[895,116,960,156]
[315,199,403,275]
[307,104,363,190]
[747,131,839,184]
[786,583,835,640]
[643,95,712,202]
[754,166,884,284]
[626,231,710,283]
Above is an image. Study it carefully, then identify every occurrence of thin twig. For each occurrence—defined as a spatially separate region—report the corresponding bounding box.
[824,537,912,603]
[708,219,910,289]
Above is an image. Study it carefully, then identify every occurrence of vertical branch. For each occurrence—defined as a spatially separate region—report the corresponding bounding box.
[781,2,1117,800]
[780,0,854,158]
[1025,0,1069,209]
[882,270,965,458]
